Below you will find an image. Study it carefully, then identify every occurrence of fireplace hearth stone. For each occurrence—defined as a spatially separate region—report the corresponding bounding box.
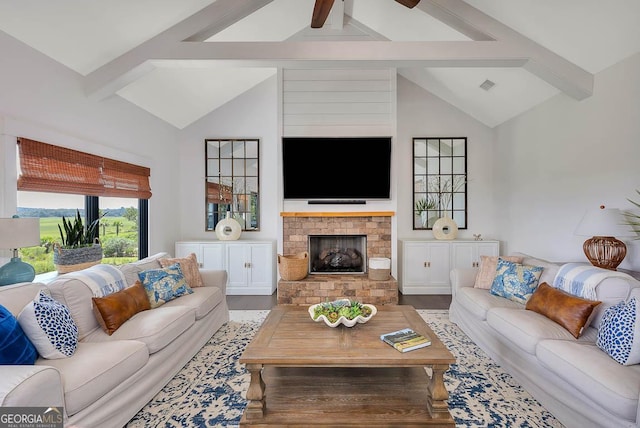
[277,274,398,306]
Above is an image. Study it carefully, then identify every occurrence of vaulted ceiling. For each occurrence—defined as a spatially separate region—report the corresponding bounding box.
[0,0,639,129]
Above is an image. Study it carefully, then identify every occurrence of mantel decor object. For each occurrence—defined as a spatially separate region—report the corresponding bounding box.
[0,216,40,286]
[575,205,632,270]
[432,216,458,240]
[215,216,242,241]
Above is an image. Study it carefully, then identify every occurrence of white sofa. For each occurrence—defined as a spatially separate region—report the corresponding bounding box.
[0,252,229,428]
[449,253,640,428]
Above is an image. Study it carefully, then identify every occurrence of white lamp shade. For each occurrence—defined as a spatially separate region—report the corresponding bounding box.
[575,207,632,237]
[0,218,41,249]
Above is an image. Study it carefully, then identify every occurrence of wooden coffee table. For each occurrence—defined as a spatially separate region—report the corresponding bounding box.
[239,305,456,427]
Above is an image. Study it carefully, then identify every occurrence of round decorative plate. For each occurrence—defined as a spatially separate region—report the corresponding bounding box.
[308,298,377,328]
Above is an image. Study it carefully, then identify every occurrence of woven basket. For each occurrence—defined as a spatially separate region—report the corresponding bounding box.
[278,251,309,281]
[54,241,103,274]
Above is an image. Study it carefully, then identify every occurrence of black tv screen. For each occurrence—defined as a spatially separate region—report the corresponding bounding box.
[282,137,391,200]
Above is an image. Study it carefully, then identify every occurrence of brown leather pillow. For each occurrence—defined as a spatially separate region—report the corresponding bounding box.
[92,281,151,335]
[159,253,204,288]
[525,282,601,338]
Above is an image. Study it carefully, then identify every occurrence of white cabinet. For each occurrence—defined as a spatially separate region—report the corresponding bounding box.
[225,242,274,295]
[400,240,499,295]
[175,242,224,270]
[175,240,275,295]
[402,241,451,294]
[451,241,499,269]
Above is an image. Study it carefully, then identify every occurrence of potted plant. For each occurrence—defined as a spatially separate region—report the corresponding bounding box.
[54,210,103,273]
[626,189,640,238]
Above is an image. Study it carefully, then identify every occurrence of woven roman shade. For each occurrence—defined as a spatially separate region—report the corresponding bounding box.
[17,138,152,199]
[206,181,232,204]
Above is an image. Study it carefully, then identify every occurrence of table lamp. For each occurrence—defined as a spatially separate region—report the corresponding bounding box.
[0,216,41,286]
[574,205,631,270]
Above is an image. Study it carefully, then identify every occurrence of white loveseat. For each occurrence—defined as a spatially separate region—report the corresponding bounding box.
[0,252,229,428]
[449,253,640,428]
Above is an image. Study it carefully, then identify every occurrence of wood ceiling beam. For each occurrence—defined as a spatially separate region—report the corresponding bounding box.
[416,0,593,99]
[148,40,526,67]
[84,0,273,100]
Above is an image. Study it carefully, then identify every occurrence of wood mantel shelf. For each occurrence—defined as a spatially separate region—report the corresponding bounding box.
[280,211,394,217]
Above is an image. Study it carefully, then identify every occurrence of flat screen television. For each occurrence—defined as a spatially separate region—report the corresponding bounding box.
[282,137,391,200]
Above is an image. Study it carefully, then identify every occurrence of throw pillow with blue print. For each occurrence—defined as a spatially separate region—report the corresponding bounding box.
[138,263,193,309]
[597,298,640,365]
[490,258,544,304]
[17,291,79,359]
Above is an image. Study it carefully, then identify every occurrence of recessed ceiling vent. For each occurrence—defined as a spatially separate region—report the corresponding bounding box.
[479,79,495,91]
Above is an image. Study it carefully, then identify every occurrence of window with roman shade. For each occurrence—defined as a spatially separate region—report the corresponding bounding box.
[17,137,152,199]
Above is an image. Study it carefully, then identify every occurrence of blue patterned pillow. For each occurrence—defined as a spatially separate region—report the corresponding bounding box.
[138,263,193,309]
[0,304,37,365]
[597,298,640,365]
[17,291,78,359]
[490,258,544,304]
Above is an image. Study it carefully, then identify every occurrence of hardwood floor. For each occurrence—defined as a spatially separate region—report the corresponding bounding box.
[227,293,452,310]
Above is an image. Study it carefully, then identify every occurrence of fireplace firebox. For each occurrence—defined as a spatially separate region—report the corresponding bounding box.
[308,235,367,274]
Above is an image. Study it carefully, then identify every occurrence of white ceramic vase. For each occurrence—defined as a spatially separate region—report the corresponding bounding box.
[215,216,242,240]
[432,216,458,240]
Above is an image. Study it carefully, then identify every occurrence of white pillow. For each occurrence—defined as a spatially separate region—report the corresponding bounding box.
[597,297,640,365]
[18,291,79,359]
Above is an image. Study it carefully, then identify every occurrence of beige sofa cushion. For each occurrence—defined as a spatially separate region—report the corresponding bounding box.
[0,365,64,408]
[537,339,640,422]
[512,253,560,287]
[162,286,223,320]
[47,277,101,340]
[486,307,597,355]
[118,252,169,287]
[37,340,148,416]
[455,286,522,321]
[0,282,47,316]
[83,305,195,354]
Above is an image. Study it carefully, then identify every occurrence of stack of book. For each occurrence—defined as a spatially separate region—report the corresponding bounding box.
[380,328,431,352]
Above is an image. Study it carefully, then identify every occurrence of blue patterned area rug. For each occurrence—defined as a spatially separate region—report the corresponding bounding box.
[126,309,563,428]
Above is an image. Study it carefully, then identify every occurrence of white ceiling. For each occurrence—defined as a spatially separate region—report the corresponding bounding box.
[0,0,639,129]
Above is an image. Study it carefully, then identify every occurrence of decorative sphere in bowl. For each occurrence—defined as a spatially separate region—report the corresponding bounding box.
[308,298,377,328]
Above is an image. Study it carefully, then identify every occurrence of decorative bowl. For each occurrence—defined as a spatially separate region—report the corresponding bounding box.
[308,298,377,328]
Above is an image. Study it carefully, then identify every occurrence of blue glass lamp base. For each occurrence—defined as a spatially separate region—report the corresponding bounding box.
[0,257,36,286]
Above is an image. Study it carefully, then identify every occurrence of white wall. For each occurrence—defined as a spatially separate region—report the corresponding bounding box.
[0,31,181,256]
[176,76,279,243]
[494,52,640,270]
[396,76,497,242]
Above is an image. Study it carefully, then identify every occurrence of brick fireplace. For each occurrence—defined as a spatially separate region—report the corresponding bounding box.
[278,212,398,305]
